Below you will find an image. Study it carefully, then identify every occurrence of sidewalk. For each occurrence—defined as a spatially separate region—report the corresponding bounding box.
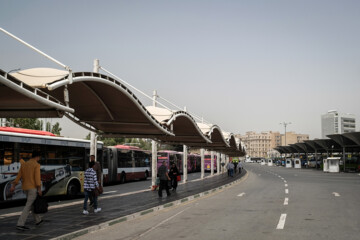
[0,171,246,240]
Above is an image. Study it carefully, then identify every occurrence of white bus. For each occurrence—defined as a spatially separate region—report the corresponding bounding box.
[0,127,103,202]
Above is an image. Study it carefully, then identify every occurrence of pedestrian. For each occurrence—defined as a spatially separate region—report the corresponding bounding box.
[227,161,235,177]
[83,161,101,215]
[10,150,43,231]
[89,155,102,210]
[158,161,171,197]
[237,161,243,174]
[169,163,179,191]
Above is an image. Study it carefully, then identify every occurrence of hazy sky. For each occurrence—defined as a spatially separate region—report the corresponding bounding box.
[1,0,359,139]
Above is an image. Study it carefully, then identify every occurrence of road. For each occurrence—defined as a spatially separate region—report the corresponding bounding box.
[75,164,360,240]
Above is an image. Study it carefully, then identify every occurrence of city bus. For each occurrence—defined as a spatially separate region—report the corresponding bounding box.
[204,153,217,172]
[157,150,183,173]
[187,153,199,173]
[0,127,103,202]
[102,145,151,184]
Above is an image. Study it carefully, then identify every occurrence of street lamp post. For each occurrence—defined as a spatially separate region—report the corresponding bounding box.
[280,122,291,146]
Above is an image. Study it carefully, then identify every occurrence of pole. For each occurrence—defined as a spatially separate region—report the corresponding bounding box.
[151,90,158,189]
[216,152,220,175]
[183,145,188,183]
[280,122,291,146]
[90,59,100,159]
[151,140,157,189]
[200,148,205,179]
[210,151,214,176]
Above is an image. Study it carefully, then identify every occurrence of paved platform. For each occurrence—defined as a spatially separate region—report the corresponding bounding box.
[0,170,246,240]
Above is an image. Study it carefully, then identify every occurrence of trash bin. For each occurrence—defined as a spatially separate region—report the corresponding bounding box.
[268,159,273,166]
[286,159,292,168]
[323,158,329,172]
[328,157,340,173]
[294,158,301,169]
[261,159,266,165]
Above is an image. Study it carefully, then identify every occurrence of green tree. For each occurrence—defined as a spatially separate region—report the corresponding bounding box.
[5,118,43,130]
[51,122,62,135]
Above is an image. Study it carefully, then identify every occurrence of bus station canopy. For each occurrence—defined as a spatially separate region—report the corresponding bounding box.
[2,67,245,156]
[0,68,74,118]
[276,133,360,155]
[7,68,174,138]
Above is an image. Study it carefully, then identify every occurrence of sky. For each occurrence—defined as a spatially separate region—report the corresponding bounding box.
[1,0,359,139]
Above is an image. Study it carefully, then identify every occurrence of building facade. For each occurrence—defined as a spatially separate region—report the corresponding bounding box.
[321,110,356,138]
[238,131,309,158]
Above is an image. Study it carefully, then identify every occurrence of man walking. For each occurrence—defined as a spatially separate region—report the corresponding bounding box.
[89,155,102,210]
[10,150,43,231]
[158,161,171,197]
[83,161,101,214]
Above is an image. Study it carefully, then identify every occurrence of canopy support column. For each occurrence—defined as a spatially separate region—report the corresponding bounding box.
[216,152,220,175]
[151,140,158,190]
[210,151,214,176]
[183,145,188,183]
[200,148,205,179]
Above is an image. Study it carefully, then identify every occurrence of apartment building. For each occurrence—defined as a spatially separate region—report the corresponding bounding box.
[238,131,309,158]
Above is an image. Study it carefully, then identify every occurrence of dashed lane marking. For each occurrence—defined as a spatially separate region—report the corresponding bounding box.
[332,192,340,197]
[285,189,289,194]
[284,198,289,205]
[237,192,246,197]
[276,214,287,229]
[285,184,288,187]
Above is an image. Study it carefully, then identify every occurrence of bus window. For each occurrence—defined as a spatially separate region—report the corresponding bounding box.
[118,150,132,168]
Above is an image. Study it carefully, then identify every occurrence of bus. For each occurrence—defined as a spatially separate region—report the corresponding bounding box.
[204,154,217,172]
[188,153,201,173]
[157,150,183,173]
[0,127,103,202]
[102,145,151,184]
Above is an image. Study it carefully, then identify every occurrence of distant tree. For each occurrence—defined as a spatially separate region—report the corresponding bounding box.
[45,122,51,132]
[5,118,43,130]
[51,122,62,135]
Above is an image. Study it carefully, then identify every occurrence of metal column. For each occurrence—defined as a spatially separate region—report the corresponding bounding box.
[210,151,214,176]
[90,59,100,159]
[183,145,188,183]
[151,140,157,189]
[216,152,220,175]
[200,148,205,179]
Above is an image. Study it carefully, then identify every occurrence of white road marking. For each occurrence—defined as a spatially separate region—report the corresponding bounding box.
[237,192,246,197]
[276,214,287,229]
[285,184,288,187]
[284,198,289,205]
[285,189,289,194]
[103,191,117,194]
[284,180,287,183]
[135,206,191,239]
[332,192,340,197]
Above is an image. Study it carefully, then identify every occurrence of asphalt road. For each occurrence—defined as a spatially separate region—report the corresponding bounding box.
[75,164,360,240]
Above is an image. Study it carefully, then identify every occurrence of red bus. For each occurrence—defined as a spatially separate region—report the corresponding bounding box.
[103,145,151,184]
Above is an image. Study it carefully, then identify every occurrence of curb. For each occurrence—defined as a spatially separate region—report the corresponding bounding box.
[52,171,248,240]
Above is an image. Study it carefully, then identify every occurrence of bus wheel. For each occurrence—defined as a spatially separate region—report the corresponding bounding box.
[120,173,126,184]
[67,182,79,198]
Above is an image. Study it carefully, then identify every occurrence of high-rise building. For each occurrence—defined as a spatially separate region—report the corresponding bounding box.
[321,110,356,138]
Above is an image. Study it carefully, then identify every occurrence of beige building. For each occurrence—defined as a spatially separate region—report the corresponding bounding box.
[281,131,309,146]
[238,131,309,158]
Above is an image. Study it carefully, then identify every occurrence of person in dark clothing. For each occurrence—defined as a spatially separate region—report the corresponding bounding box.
[158,161,171,197]
[169,163,180,191]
